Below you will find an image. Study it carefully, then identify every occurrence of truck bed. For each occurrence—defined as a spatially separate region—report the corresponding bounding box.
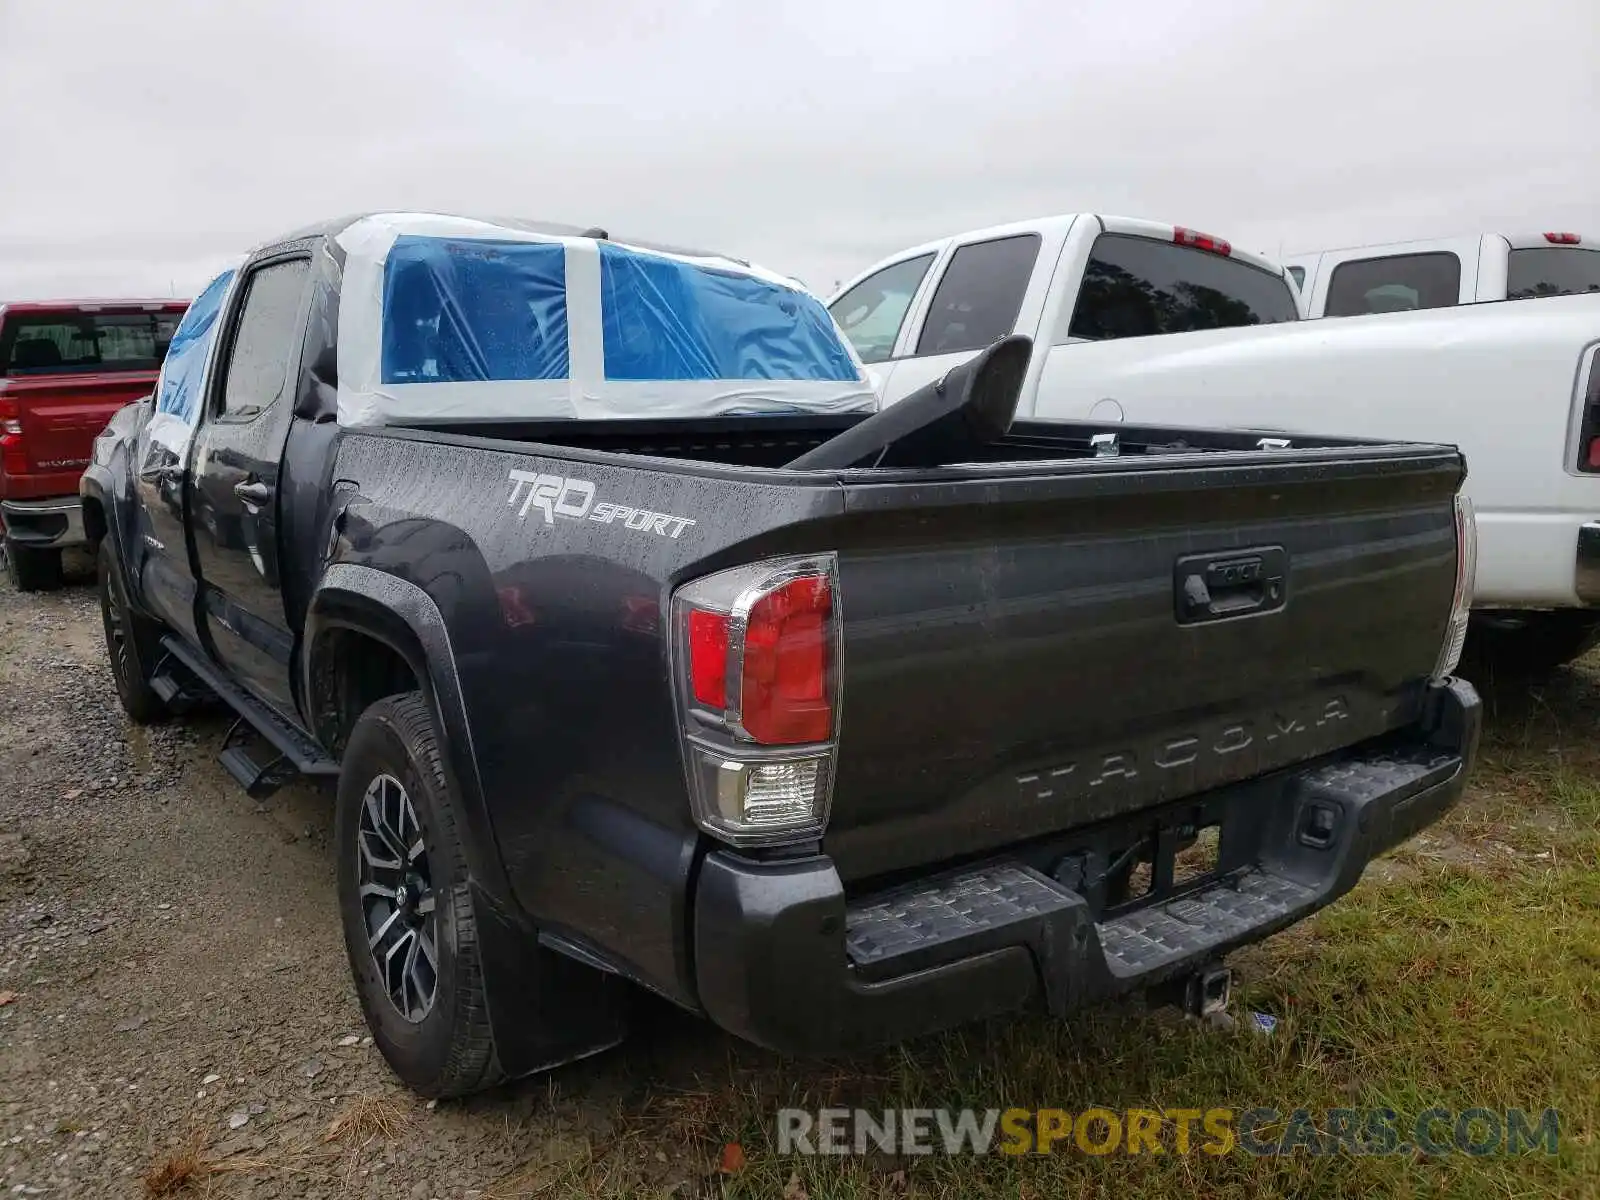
[386,413,1388,470]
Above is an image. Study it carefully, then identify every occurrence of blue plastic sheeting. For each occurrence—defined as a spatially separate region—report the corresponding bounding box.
[155,269,234,422]
[598,244,858,382]
[381,237,568,384]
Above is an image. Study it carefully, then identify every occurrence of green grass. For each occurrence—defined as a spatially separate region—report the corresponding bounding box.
[495,668,1600,1199]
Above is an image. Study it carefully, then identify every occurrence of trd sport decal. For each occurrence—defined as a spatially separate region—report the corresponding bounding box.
[506,470,696,539]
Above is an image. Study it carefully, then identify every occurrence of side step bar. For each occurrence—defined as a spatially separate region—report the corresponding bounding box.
[156,635,339,798]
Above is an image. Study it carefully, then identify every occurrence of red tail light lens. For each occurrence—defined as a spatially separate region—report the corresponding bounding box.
[678,564,837,745]
[741,574,832,744]
[0,392,26,475]
[687,609,731,708]
[1174,227,1232,257]
[1544,232,1582,245]
[1588,437,1600,470]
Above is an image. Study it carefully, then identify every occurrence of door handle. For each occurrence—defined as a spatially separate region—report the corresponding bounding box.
[233,481,272,508]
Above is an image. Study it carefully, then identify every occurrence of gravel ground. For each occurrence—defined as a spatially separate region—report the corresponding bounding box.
[0,556,731,1198]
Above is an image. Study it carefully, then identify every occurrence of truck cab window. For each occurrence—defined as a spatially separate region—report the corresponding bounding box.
[219,259,310,417]
[1062,235,1300,343]
[915,235,1040,357]
[1506,247,1600,300]
[1324,252,1460,316]
[828,254,934,364]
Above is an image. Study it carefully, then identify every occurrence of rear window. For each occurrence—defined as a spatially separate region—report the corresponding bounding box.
[382,237,570,384]
[1060,235,1299,343]
[1324,252,1461,316]
[1506,247,1600,300]
[598,244,858,382]
[1,310,182,375]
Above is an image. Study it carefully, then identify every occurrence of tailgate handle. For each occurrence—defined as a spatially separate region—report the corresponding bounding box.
[1175,547,1287,625]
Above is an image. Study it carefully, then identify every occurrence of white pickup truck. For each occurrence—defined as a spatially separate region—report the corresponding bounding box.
[1283,231,1600,317]
[830,214,1600,671]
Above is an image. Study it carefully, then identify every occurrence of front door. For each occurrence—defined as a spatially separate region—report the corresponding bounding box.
[188,254,312,717]
[134,268,237,641]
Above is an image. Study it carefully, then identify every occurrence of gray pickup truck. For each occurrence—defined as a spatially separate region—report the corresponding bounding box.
[81,213,1480,1098]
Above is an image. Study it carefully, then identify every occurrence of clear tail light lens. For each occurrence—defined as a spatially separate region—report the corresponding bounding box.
[673,555,841,846]
[1433,491,1477,680]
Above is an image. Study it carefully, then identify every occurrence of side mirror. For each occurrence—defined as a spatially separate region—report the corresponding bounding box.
[786,335,1032,470]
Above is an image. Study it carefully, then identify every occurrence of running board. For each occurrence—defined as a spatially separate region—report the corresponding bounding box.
[156,635,339,797]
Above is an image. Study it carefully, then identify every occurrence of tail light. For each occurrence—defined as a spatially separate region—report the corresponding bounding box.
[1544,232,1582,245]
[0,388,27,476]
[1433,492,1477,680]
[672,554,841,847]
[1174,227,1232,257]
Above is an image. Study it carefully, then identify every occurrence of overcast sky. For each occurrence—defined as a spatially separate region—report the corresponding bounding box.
[2,0,1597,301]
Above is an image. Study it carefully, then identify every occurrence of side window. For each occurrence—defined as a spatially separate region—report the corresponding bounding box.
[156,269,235,423]
[1060,235,1300,343]
[218,259,311,418]
[828,254,934,364]
[915,235,1040,357]
[1323,253,1461,317]
[1287,265,1306,289]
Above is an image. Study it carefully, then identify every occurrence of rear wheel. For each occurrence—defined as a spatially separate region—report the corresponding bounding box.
[98,540,170,724]
[2,539,63,592]
[335,692,503,1098]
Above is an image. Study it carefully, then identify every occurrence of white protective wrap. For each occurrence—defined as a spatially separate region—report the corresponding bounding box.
[333,213,875,428]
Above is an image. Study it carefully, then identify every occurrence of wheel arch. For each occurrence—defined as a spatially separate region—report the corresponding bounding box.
[306,562,511,902]
[79,466,138,605]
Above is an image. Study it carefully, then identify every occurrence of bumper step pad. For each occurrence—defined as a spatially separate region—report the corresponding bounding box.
[846,864,1075,979]
[1097,870,1310,976]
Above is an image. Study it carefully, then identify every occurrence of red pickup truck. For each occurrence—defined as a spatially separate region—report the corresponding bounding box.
[0,299,189,590]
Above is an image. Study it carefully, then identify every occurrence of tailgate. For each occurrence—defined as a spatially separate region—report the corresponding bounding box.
[0,373,153,491]
[825,446,1462,883]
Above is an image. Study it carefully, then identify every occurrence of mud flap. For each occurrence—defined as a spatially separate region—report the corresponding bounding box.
[471,882,629,1079]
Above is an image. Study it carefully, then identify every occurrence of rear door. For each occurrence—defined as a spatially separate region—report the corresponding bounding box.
[188,251,313,715]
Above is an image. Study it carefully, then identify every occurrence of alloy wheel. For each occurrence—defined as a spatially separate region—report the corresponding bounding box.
[357,773,439,1022]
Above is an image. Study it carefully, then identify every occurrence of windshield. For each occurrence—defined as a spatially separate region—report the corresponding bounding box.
[1506,247,1600,300]
[1,310,182,376]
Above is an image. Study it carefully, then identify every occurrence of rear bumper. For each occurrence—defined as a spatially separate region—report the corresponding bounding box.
[0,496,85,550]
[692,678,1480,1056]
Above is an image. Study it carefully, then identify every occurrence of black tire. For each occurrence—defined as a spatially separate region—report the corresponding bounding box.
[98,540,170,724]
[335,692,503,1098]
[3,539,63,592]
[1460,611,1600,681]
